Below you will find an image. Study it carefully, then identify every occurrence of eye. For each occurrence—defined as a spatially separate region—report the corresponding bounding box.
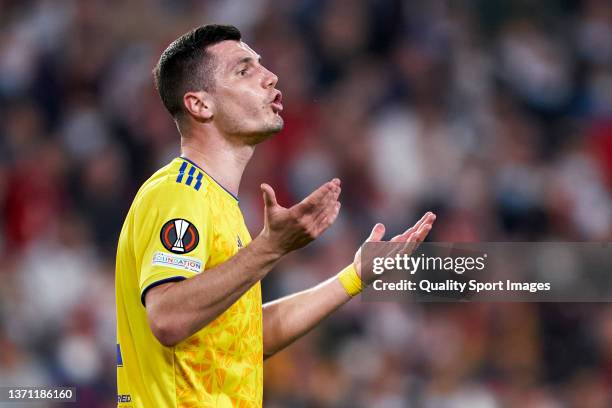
[238,68,248,76]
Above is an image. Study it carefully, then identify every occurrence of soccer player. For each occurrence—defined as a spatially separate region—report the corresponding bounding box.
[115,24,435,408]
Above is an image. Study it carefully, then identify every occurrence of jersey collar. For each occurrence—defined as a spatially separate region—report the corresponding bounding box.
[179,156,239,202]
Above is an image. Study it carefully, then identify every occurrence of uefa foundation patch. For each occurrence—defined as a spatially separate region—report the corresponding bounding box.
[160,219,199,254]
[152,252,203,273]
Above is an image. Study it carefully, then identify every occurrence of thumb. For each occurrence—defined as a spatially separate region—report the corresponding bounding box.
[366,223,386,242]
[260,183,278,209]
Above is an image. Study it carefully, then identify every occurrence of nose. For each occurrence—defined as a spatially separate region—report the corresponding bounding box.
[262,67,278,89]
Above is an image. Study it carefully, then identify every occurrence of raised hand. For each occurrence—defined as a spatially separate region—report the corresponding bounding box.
[259,179,341,256]
[354,212,436,284]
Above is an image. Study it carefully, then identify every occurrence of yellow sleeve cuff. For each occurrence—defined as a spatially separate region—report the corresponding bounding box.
[337,264,363,297]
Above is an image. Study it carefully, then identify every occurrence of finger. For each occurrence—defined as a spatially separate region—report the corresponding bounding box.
[399,214,436,255]
[391,212,436,242]
[413,221,433,242]
[302,178,341,218]
[317,181,341,213]
[312,200,337,227]
[312,184,341,225]
[405,212,434,237]
[298,192,335,230]
[314,201,341,235]
[403,220,433,252]
[294,180,336,215]
[314,185,341,223]
[391,225,417,242]
[321,179,341,207]
[260,183,278,208]
[407,222,434,254]
[392,213,429,241]
[366,223,386,243]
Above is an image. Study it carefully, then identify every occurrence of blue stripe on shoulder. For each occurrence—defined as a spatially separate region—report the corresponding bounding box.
[185,166,196,186]
[194,172,203,191]
[176,161,188,183]
[175,162,204,192]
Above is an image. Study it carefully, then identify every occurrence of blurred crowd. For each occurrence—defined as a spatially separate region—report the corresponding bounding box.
[1,0,612,406]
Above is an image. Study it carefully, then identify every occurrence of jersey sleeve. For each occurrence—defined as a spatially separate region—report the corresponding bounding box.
[133,181,213,306]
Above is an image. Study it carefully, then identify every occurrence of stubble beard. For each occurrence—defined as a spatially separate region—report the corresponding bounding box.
[219,108,284,146]
[244,116,284,145]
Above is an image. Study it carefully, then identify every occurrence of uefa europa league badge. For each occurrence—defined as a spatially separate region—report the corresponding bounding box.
[160,219,199,254]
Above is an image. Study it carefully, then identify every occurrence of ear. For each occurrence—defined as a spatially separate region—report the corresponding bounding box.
[183,91,214,121]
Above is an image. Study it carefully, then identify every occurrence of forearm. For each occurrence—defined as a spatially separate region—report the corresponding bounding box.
[148,236,280,346]
[262,273,351,358]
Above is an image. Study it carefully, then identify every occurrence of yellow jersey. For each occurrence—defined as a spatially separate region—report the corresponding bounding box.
[116,157,263,408]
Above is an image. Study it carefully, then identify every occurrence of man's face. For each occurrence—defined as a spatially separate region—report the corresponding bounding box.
[207,40,283,144]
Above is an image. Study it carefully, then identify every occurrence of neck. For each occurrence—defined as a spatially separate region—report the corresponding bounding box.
[180,129,254,198]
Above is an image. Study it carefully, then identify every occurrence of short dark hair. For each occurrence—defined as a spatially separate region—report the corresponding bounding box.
[153,24,242,118]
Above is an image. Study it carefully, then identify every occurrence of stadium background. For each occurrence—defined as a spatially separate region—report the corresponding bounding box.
[1,0,612,406]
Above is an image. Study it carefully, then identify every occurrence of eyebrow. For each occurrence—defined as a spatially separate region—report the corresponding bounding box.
[231,55,261,70]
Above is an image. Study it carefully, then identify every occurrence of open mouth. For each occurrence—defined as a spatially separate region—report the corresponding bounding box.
[270,91,283,113]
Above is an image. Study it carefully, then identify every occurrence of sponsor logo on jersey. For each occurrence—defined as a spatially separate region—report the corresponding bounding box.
[160,219,199,254]
[152,251,203,273]
[117,394,132,403]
